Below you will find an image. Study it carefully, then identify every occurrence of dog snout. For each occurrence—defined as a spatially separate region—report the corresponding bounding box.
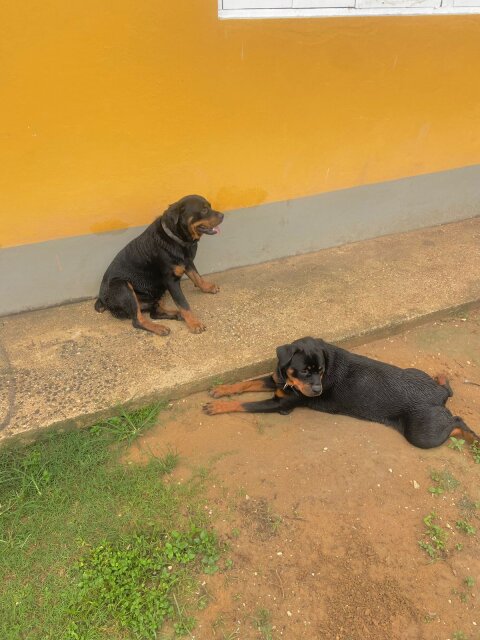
[311,384,322,394]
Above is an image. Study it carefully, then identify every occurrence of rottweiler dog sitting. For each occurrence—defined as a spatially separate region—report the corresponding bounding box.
[204,336,479,450]
[95,195,223,335]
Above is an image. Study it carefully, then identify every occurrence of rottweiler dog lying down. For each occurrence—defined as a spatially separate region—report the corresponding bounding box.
[95,195,223,335]
[204,337,479,450]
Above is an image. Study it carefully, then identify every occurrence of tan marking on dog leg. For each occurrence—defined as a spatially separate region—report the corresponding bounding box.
[210,378,273,398]
[127,283,170,336]
[203,400,246,415]
[449,426,479,445]
[186,269,219,294]
[179,309,206,333]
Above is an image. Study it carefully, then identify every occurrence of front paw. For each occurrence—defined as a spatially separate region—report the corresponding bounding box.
[199,281,220,294]
[209,385,232,398]
[203,400,236,415]
[150,324,171,336]
[187,319,206,334]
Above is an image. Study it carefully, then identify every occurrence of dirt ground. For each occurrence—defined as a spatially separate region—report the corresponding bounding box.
[128,309,480,640]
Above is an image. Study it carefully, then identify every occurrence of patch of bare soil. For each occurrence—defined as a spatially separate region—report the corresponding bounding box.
[128,309,480,640]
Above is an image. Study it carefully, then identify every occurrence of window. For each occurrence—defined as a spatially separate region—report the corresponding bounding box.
[219,0,480,17]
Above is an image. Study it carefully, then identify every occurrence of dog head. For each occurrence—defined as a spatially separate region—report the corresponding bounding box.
[162,195,224,242]
[276,337,326,397]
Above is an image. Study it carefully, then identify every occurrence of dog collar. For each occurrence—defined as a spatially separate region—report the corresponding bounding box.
[161,219,195,248]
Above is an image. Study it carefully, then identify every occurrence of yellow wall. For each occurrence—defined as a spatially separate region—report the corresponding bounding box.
[1,0,480,248]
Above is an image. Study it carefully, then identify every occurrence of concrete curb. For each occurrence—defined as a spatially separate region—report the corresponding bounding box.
[8,299,479,446]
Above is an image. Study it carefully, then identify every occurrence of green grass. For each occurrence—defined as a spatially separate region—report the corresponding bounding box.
[418,512,449,560]
[448,436,465,452]
[471,440,480,464]
[456,519,477,536]
[68,527,218,639]
[253,608,274,640]
[458,495,480,515]
[0,404,220,639]
[92,401,169,443]
[428,469,459,495]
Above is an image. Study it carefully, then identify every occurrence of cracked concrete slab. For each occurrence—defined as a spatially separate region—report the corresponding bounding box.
[1,217,479,441]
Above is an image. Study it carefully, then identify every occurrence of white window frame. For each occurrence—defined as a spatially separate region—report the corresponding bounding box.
[218,0,480,18]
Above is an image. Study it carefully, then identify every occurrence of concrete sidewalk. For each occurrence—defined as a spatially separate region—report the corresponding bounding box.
[1,217,479,441]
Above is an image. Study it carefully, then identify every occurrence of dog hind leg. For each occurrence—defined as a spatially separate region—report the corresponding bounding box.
[404,407,457,449]
[450,416,480,445]
[405,407,479,449]
[105,280,170,336]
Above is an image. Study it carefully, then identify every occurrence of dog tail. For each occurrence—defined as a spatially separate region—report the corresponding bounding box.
[94,298,106,313]
[450,417,480,445]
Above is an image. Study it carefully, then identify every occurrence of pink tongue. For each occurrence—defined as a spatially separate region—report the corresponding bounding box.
[213,227,220,234]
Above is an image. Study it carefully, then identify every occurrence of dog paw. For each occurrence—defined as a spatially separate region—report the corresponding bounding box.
[203,402,218,415]
[203,400,230,415]
[155,325,171,336]
[209,385,231,398]
[199,282,220,294]
[187,320,206,334]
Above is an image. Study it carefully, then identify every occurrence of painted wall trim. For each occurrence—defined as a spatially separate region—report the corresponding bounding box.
[1,164,480,317]
[218,6,480,18]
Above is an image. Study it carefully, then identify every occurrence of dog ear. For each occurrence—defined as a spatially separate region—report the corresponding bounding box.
[164,199,185,227]
[276,343,295,371]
